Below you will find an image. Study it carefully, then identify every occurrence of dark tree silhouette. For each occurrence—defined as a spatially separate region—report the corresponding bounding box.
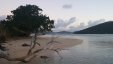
[0,5,65,63]
[5,4,54,36]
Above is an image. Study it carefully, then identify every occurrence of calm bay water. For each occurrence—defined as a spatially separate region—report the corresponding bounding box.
[45,34,113,64]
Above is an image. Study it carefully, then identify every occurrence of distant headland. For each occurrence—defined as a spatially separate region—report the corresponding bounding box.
[74,21,113,34]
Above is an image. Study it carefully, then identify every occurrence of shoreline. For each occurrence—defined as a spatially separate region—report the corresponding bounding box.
[0,36,83,64]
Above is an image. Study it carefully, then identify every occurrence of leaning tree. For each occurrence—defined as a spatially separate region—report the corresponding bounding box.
[5,4,54,37]
[0,4,65,63]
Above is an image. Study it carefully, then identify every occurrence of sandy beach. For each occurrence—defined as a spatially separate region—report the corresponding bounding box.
[0,36,82,64]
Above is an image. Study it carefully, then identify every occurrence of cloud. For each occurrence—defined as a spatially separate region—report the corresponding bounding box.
[64,19,106,32]
[87,19,106,27]
[67,22,86,32]
[53,18,107,32]
[0,15,6,20]
[62,4,72,9]
[73,19,106,31]
[53,17,76,32]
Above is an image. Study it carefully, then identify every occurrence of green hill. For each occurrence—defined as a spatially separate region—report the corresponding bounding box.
[74,21,113,34]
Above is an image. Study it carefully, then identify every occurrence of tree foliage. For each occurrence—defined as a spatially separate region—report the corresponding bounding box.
[4,4,54,37]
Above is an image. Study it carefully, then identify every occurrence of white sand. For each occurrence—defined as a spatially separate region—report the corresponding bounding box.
[0,36,83,64]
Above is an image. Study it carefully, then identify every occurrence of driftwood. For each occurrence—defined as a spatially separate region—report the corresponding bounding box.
[0,32,65,63]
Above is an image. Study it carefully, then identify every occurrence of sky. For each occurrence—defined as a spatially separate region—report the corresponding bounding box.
[0,0,113,32]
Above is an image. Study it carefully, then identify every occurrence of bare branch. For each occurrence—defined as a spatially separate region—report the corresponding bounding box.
[28,30,40,55]
[0,33,66,63]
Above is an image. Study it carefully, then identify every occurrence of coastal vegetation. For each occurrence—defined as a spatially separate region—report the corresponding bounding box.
[0,4,54,38]
[0,4,56,63]
[0,4,83,64]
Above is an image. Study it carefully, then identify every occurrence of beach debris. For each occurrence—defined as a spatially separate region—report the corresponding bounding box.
[0,49,9,58]
[0,45,7,51]
[22,43,30,47]
[40,56,50,59]
[40,56,50,64]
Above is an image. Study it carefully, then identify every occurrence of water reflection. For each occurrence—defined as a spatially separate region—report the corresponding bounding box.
[51,34,113,64]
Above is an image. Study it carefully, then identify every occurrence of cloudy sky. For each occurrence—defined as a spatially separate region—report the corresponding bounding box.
[0,0,113,32]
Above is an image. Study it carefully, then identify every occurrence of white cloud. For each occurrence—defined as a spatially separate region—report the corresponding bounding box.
[53,18,107,32]
[53,17,76,32]
[87,19,106,27]
[74,19,106,31]
[67,22,86,32]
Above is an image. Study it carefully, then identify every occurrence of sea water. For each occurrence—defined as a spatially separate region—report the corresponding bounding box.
[44,34,113,64]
